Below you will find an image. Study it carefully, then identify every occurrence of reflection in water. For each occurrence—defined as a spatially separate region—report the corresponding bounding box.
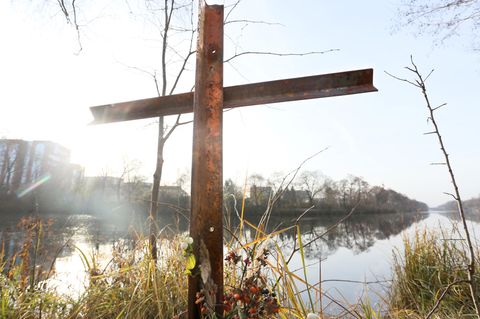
[0,213,134,298]
[286,212,480,314]
[1,210,478,314]
[247,211,428,260]
[309,212,427,257]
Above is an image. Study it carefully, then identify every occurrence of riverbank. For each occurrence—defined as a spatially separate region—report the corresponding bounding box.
[1,212,478,318]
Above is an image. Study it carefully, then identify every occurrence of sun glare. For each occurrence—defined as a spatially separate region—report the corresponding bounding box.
[16,173,52,198]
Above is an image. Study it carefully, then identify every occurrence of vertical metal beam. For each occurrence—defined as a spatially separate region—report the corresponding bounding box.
[188,4,224,319]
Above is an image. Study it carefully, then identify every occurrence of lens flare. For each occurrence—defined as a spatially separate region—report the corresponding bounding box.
[16,173,51,198]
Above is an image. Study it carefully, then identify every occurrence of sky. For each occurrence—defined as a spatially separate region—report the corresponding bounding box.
[1,0,479,207]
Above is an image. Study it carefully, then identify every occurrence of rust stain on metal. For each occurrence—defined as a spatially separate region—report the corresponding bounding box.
[188,4,224,319]
[89,69,377,124]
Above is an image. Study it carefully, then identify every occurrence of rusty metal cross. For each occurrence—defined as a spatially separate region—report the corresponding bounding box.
[89,4,377,318]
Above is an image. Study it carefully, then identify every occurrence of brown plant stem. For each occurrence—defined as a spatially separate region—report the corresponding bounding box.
[388,56,480,318]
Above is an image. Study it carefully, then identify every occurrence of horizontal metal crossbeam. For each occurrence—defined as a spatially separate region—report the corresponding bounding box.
[90,68,377,124]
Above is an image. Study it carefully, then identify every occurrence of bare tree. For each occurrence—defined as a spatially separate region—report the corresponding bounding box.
[48,0,339,262]
[142,0,196,262]
[387,57,480,318]
[116,157,142,202]
[296,170,326,206]
[98,165,112,197]
[337,175,370,210]
[175,171,190,194]
[127,1,335,261]
[397,0,480,47]
[124,172,148,204]
[0,143,20,193]
[108,0,196,261]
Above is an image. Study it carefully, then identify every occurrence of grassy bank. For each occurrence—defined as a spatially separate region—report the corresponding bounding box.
[1,216,478,318]
[388,228,480,318]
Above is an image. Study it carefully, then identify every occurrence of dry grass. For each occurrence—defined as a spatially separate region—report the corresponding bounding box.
[389,227,480,318]
[6,216,477,318]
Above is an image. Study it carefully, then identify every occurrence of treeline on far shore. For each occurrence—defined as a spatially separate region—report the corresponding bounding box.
[224,172,428,217]
[436,195,480,212]
[435,195,480,221]
[0,170,428,218]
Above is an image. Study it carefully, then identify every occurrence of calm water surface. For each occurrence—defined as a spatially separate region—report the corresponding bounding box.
[2,210,479,313]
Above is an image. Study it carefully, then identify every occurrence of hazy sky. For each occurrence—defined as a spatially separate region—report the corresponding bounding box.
[1,1,479,207]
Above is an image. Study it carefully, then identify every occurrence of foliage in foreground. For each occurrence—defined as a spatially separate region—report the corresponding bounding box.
[0,217,189,319]
[389,227,480,318]
[4,216,480,319]
[0,217,74,318]
[0,215,384,319]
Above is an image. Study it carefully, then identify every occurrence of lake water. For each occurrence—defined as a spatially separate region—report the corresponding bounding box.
[1,210,478,315]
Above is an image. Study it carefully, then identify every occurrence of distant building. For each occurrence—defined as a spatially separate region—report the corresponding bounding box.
[293,189,310,205]
[122,180,152,202]
[159,185,188,200]
[0,139,81,194]
[81,177,189,209]
[249,185,272,206]
[157,185,189,211]
[280,187,310,207]
[83,176,122,200]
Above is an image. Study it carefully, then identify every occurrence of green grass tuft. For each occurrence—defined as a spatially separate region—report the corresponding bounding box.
[389,227,480,318]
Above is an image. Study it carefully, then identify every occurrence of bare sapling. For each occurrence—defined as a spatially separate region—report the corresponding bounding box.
[387,56,480,318]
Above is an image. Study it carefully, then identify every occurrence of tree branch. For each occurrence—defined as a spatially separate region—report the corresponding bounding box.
[425,280,470,319]
[224,19,283,27]
[389,55,480,318]
[224,49,339,63]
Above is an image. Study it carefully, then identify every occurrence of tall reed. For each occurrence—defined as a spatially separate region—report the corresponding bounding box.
[389,228,480,318]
